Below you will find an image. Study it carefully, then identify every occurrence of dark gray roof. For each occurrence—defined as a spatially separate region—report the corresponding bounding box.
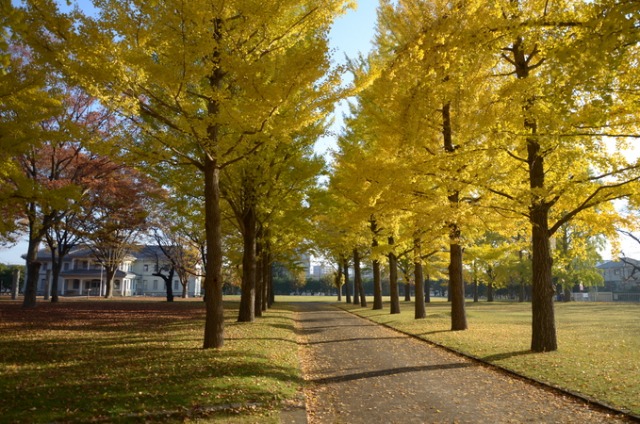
[597,258,640,269]
[34,244,169,262]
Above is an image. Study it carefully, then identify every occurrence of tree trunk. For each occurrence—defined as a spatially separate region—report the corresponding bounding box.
[473,276,479,303]
[449,239,467,331]
[22,237,42,308]
[336,265,342,301]
[254,231,263,317]
[354,248,366,307]
[424,274,431,304]
[182,283,188,299]
[370,218,383,310]
[203,155,225,349]
[238,203,257,322]
[11,268,20,300]
[518,248,526,302]
[530,205,557,352]
[404,283,411,302]
[487,281,494,302]
[51,254,62,303]
[104,267,116,298]
[154,268,175,302]
[414,239,426,319]
[563,286,572,302]
[343,256,351,304]
[267,260,274,308]
[507,35,558,352]
[372,259,382,310]
[352,250,360,305]
[388,237,400,314]
[443,102,467,331]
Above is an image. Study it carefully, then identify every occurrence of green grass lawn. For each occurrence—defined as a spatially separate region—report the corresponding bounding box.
[0,297,302,423]
[338,298,640,416]
[2,295,638,422]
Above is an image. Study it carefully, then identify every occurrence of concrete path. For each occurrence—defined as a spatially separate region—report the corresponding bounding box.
[292,302,632,424]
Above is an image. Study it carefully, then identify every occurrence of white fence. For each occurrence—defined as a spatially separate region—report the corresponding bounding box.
[571,292,640,302]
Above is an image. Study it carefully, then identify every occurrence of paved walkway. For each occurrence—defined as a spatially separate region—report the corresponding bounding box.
[290,302,632,424]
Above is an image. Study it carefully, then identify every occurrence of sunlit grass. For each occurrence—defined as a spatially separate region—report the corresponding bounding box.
[0,298,302,423]
[339,299,640,415]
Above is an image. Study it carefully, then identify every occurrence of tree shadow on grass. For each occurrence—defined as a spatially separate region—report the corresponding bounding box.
[481,350,533,362]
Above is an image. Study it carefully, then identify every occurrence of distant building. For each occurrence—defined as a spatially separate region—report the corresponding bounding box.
[28,245,201,297]
[597,258,640,292]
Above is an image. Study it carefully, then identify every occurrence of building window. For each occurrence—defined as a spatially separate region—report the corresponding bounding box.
[41,263,48,271]
[144,264,149,272]
[63,262,69,271]
[174,280,179,290]
[153,280,158,290]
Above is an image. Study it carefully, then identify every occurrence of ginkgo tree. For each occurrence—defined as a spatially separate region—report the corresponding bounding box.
[479,0,640,352]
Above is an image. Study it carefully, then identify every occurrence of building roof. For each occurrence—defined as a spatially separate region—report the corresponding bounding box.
[33,244,171,262]
[597,258,640,269]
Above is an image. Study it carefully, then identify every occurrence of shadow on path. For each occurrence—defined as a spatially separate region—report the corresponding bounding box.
[311,362,476,385]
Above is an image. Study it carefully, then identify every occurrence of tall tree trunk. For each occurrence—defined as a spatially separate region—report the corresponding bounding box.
[425,273,431,304]
[508,35,557,352]
[352,250,360,305]
[354,248,366,307]
[238,203,257,322]
[11,268,21,300]
[370,218,383,310]
[473,275,479,303]
[267,260,274,308]
[104,265,117,298]
[404,282,411,302]
[530,205,557,352]
[254,230,263,317]
[203,155,224,349]
[563,286,571,302]
[51,251,61,303]
[336,264,343,301]
[487,281,494,302]
[182,282,188,299]
[22,237,42,308]
[443,102,467,331]
[388,237,400,314]
[414,238,426,319]
[449,239,467,330]
[263,249,270,311]
[343,255,351,304]
[155,268,175,302]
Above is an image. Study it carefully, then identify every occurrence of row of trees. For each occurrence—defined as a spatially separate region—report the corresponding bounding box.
[2,0,355,349]
[311,0,640,352]
[3,0,639,354]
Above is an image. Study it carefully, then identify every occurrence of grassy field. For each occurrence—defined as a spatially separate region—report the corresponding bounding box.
[1,295,638,422]
[337,298,640,416]
[0,297,302,423]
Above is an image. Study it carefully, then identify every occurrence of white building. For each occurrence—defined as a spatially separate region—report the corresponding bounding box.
[30,245,201,297]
